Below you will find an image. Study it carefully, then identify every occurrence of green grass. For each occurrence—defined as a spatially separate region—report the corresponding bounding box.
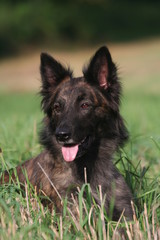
[0,93,43,168]
[0,91,160,239]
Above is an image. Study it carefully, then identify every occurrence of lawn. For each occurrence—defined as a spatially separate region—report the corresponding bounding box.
[0,43,160,239]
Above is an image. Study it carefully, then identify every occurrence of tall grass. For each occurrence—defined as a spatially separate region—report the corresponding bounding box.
[0,92,160,239]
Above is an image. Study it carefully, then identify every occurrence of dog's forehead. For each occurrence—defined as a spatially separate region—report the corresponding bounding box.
[57,77,92,96]
[54,76,108,105]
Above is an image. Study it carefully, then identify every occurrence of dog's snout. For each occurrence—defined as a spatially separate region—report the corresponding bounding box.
[56,131,71,143]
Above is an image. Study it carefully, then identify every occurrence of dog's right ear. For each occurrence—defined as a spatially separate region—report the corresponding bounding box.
[40,53,72,89]
[40,53,72,114]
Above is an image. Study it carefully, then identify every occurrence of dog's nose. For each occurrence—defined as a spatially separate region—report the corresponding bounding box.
[56,131,71,143]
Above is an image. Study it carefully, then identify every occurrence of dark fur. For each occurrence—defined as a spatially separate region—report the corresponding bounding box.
[2,46,133,220]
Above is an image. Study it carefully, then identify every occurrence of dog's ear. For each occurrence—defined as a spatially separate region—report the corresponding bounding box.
[40,53,72,114]
[83,46,116,89]
[40,53,72,89]
[83,46,121,111]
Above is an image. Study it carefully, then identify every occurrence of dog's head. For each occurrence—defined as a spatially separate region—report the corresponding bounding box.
[40,46,128,162]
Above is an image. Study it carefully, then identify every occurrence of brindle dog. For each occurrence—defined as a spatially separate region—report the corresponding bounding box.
[2,46,133,220]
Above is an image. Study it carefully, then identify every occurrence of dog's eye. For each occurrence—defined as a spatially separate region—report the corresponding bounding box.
[53,103,61,113]
[81,103,89,109]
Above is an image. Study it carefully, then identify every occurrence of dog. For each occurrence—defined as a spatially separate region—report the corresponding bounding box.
[2,46,133,220]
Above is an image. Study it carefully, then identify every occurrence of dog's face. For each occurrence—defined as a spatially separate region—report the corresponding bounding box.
[40,47,127,162]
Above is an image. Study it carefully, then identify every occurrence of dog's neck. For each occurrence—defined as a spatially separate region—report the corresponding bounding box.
[73,138,114,183]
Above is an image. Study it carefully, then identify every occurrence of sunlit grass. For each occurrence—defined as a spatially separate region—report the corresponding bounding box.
[0,90,160,239]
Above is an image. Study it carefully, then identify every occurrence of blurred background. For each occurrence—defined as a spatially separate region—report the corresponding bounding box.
[0,0,160,92]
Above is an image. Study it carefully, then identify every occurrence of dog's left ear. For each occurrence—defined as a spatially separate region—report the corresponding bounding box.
[83,46,121,111]
[83,46,116,89]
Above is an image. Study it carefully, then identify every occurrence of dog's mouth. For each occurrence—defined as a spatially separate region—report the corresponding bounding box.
[61,136,91,162]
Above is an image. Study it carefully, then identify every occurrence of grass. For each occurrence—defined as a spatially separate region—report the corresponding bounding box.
[0,89,160,239]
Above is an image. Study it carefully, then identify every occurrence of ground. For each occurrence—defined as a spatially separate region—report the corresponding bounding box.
[0,38,160,94]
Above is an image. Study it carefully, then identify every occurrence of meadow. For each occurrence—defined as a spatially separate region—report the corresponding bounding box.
[0,41,160,239]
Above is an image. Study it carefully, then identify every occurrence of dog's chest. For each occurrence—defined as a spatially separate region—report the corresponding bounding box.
[42,161,80,198]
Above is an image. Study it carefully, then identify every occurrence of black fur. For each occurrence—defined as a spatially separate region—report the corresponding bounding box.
[2,46,133,221]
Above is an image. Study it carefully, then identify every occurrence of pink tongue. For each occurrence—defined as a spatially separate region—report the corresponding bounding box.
[62,145,79,162]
